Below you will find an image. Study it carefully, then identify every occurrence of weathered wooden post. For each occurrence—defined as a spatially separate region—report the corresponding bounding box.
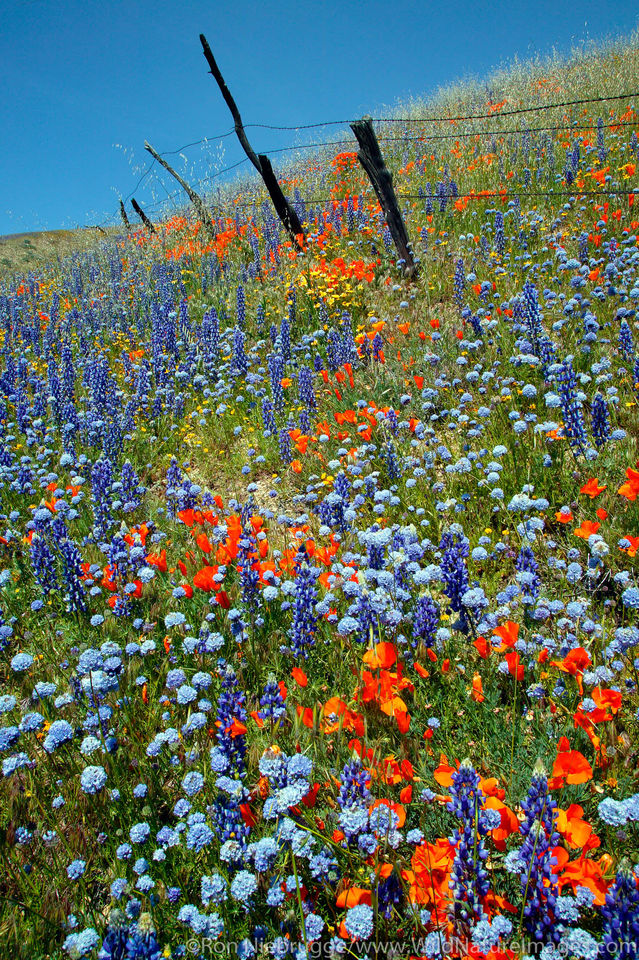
[143,141,216,240]
[350,118,418,278]
[120,200,131,231]
[131,198,156,234]
[199,33,305,249]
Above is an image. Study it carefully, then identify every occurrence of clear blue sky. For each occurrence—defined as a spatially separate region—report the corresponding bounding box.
[1,0,637,235]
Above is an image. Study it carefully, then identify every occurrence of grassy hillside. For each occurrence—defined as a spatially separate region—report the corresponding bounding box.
[0,228,110,276]
[1,32,639,960]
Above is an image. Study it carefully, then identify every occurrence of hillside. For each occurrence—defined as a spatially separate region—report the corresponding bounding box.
[1,33,639,960]
[0,228,110,276]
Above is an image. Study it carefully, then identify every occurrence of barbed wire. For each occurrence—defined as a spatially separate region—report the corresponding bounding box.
[148,91,639,160]
[197,90,639,135]
[127,185,638,228]
[100,92,639,230]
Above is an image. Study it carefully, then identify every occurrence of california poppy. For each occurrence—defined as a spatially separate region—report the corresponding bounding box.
[580,478,606,498]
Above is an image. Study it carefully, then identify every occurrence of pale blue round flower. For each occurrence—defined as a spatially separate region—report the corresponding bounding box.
[11,652,33,672]
[343,904,373,940]
[230,870,258,904]
[165,612,186,628]
[182,771,205,797]
[80,765,107,795]
[66,859,86,880]
[44,720,74,753]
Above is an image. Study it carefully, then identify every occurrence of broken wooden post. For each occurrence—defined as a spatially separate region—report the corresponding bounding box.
[350,118,418,278]
[199,33,305,249]
[120,200,131,231]
[144,141,216,240]
[131,198,156,234]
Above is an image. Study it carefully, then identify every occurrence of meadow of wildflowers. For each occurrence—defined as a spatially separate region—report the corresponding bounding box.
[2,35,639,960]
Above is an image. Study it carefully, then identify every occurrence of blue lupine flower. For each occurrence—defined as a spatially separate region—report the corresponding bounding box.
[602,863,639,958]
[287,545,318,658]
[591,392,611,448]
[448,759,490,924]
[519,763,561,945]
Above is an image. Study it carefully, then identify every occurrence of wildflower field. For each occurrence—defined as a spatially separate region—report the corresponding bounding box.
[3,36,639,960]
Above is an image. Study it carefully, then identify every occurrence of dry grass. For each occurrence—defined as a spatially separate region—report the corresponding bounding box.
[0,227,111,278]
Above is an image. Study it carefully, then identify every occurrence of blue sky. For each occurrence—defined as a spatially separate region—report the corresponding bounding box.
[1,0,637,235]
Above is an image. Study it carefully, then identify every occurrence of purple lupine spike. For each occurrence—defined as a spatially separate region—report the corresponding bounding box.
[287,545,319,658]
[212,665,249,859]
[280,313,291,363]
[372,333,384,363]
[91,458,114,537]
[30,533,59,596]
[338,756,371,810]
[278,428,292,465]
[556,358,588,456]
[516,545,540,603]
[619,319,634,358]
[439,531,470,629]
[120,461,143,512]
[340,312,358,367]
[519,762,561,945]
[602,863,639,958]
[59,535,87,613]
[258,674,286,725]
[236,284,246,329]
[591,392,611,448]
[494,211,505,257]
[238,507,260,612]
[454,259,466,311]
[326,329,342,372]
[298,366,317,411]
[231,326,248,377]
[267,353,284,412]
[412,594,440,649]
[448,760,490,925]
[261,397,276,435]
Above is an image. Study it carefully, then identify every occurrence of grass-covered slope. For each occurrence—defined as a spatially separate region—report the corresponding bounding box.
[1,33,639,960]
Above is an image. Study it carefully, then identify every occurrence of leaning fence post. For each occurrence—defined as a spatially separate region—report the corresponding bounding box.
[144,141,216,240]
[350,118,418,278]
[199,33,305,249]
[120,200,131,231]
[131,198,156,234]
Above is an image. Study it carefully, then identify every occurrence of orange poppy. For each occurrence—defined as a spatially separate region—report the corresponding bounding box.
[574,520,600,539]
[556,804,595,850]
[291,667,308,687]
[549,737,593,788]
[618,465,639,500]
[492,621,519,650]
[580,478,606,498]
[471,673,485,702]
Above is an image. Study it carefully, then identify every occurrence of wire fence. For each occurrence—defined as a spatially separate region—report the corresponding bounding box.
[150,90,639,155]
[96,89,639,230]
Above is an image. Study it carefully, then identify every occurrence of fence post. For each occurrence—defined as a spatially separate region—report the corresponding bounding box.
[131,198,156,234]
[120,200,131,231]
[350,118,418,278]
[199,33,305,249]
[144,141,216,240]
